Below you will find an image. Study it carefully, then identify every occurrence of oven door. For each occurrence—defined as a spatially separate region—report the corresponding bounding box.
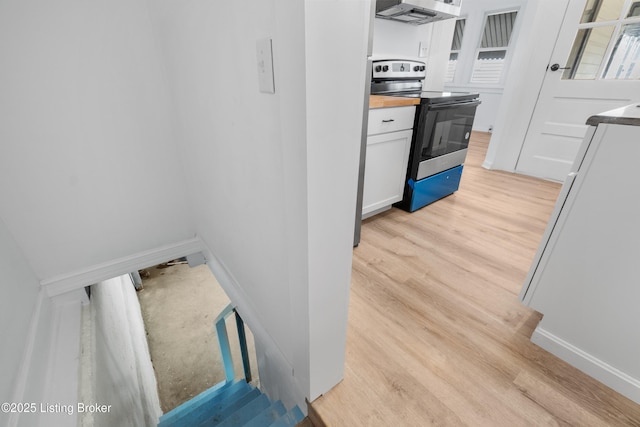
[414,100,480,180]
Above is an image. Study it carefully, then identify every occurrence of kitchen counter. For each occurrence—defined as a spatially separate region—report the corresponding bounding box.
[369,95,420,109]
[586,103,640,126]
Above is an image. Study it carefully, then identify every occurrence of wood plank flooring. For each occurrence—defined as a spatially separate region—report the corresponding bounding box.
[309,132,640,426]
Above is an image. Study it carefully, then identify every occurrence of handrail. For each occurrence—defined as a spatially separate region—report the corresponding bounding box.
[214,303,252,383]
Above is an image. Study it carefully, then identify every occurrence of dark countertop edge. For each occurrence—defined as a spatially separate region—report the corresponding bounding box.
[586,116,640,126]
[586,104,640,126]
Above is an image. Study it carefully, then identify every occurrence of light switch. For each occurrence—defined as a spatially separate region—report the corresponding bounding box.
[256,38,275,94]
[419,41,429,58]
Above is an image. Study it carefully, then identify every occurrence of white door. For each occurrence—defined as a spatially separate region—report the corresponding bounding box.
[516,0,640,181]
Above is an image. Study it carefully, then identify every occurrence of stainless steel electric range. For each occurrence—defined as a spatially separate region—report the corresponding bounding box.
[371,59,480,212]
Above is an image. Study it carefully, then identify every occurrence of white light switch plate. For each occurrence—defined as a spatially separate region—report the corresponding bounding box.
[256,38,275,94]
[419,41,429,58]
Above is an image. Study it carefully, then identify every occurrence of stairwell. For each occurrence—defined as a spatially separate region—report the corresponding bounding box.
[157,378,304,427]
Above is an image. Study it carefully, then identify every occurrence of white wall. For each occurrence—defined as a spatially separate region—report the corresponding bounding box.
[0,217,40,427]
[1,0,367,414]
[373,18,455,91]
[305,0,371,400]
[444,0,527,132]
[84,275,162,427]
[484,0,567,170]
[0,0,195,283]
[147,0,367,409]
[147,0,309,409]
[0,228,85,427]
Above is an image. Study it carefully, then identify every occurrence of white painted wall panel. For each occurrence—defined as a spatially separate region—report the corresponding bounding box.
[148,0,367,407]
[305,0,370,400]
[0,218,40,426]
[0,0,194,282]
[484,0,568,171]
[444,0,526,133]
[147,0,307,409]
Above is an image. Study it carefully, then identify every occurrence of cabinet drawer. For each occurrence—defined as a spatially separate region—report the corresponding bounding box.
[368,106,416,135]
[409,165,463,212]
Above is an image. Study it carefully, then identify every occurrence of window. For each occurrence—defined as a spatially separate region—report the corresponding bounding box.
[564,0,640,80]
[445,19,466,83]
[470,11,518,84]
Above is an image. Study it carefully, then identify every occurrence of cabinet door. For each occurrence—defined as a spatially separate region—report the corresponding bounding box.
[362,129,413,216]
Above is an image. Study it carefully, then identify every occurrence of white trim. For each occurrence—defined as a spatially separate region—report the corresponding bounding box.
[8,289,88,427]
[8,291,46,427]
[39,290,86,427]
[40,237,203,297]
[531,327,640,404]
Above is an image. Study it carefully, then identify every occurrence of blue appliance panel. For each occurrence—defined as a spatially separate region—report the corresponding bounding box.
[409,165,463,212]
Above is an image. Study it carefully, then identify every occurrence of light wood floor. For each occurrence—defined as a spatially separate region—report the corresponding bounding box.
[309,132,640,426]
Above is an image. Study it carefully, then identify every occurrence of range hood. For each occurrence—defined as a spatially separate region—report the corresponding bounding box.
[376,0,461,25]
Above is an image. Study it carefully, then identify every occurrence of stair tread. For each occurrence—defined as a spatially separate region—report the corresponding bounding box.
[173,386,255,427]
[157,381,305,427]
[214,394,271,427]
[159,380,232,424]
[158,381,252,427]
[197,388,261,427]
[269,406,305,427]
[243,401,286,427]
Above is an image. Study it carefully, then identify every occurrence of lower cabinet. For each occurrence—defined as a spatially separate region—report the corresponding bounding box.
[362,127,413,218]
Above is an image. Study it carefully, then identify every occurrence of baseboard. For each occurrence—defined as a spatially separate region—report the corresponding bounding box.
[531,327,640,404]
[40,237,204,297]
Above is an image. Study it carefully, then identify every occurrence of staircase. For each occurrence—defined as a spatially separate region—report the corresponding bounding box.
[157,380,304,427]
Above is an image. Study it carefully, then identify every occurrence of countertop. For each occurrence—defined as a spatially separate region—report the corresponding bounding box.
[586,103,640,126]
[369,95,420,109]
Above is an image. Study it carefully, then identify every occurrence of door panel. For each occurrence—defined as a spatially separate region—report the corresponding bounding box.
[516,0,638,182]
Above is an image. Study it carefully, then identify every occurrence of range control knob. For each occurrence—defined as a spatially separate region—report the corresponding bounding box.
[375,65,382,72]
[414,65,420,71]
[420,66,426,71]
[382,65,389,72]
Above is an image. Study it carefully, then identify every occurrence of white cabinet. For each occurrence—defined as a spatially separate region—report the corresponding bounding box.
[362,106,415,217]
[520,105,640,404]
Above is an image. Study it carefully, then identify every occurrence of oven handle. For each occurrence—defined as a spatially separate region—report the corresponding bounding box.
[427,99,481,110]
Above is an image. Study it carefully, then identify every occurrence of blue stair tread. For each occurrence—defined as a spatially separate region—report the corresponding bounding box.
[243,401,286,427]
[269,406,305,427]
[213,394,271,427]
[168,386,255,427]
[159,380,232,424]
[158,381,252,427]
[197,388,261,427]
